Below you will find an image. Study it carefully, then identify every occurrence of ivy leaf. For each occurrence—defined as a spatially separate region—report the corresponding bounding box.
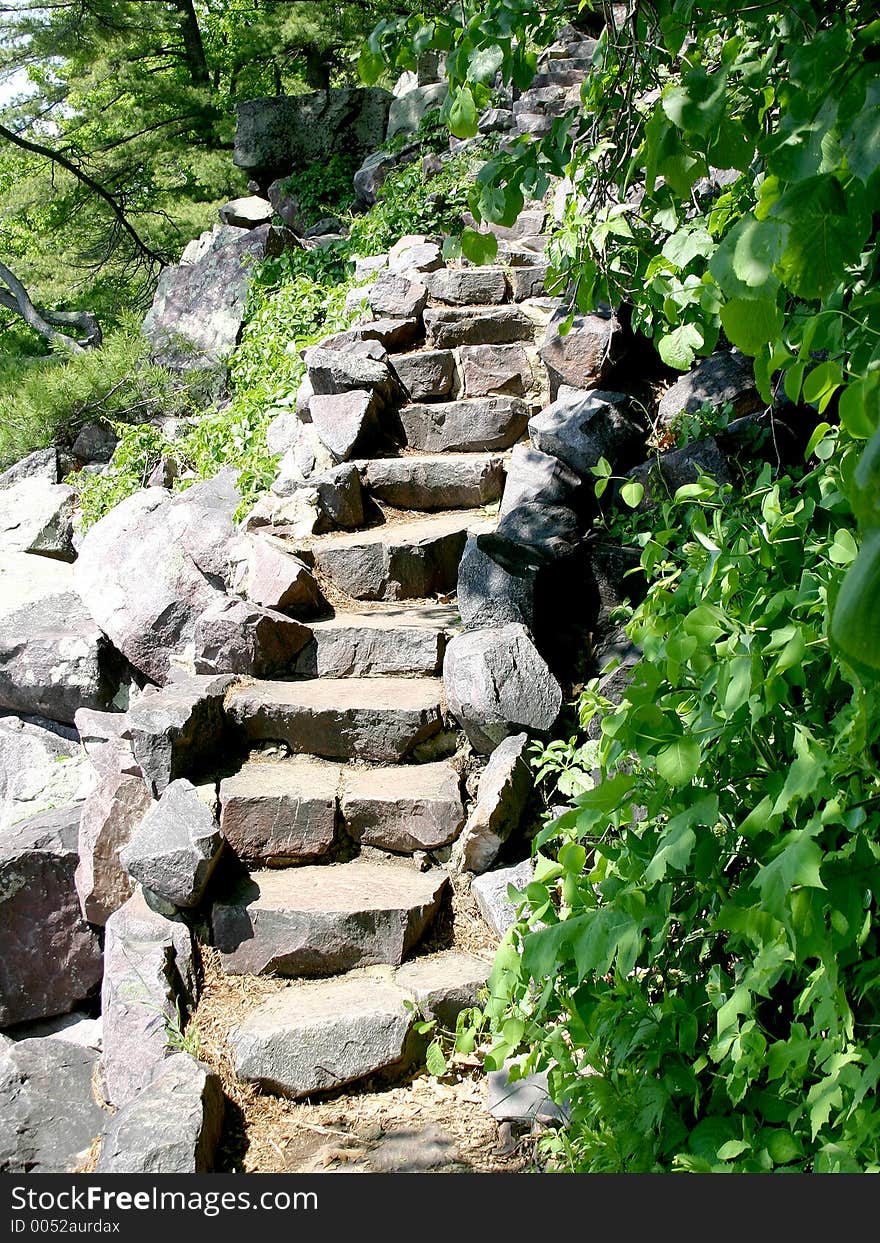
[425,1040,449,1077]
[753,829,825,919]
[467,45,503,84]
[731,218,786,287]
[620,480,645,508]
[720,296,782,355]
[655,737,701,787]
[662,67,728,136]
[662,226,714,270]
[460,227,498,265]
[644,796,716,882]
[769,174,870,300]
[839,79,880,185]
[446,86,478,139]
[658,323,704,370]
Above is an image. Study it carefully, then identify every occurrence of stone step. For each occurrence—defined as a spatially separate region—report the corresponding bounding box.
[424,267,508,306]
[423,305,535,349]
[360,453,505,510]
[340,760,464,853]
[294,603,459,677]
[226,675,446,762]
[278,511,494,602]
[218,757,342,866]
[212,858,449,975]
[399,398,529,454]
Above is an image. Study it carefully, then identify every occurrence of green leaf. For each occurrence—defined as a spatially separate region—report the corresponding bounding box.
[644,797,717,882]
[658,323,704,370]
[655,737,701,787]
[446,86,478,139]
[731,218,786,287]
[831,530,880,676]
[425,1039,448,1077]
[753,829,825,918]
[769,175,871,300]
[720,296,782,355]
[828,528,858,565]
[802,360,843,410]
[460,227,498,265]
[620,480,645,508]
[717,1139,750,1160]
[662,67,728,136]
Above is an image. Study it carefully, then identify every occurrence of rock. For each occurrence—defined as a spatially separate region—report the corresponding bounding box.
[0,478,76,559]
[147,455,178,488]
[272,422,337,489]
[325,317,421,352]
[388,236,443,274]
[487,1063,568,1124]
[477,501,581,574]
[313,463,365,529]
[0,713,88,832]
[74,707,139,780]
[308,389,382,462]
[0,1038,105,1172]
[191,596,312,678]
[341,761,464,853]
[460,343,532,398]
[96,1053,223,1174]
[0,805,102,1026]
[656,349,761,429]
[400,396,529,453]
[266,407,301,455]
[230,971,412,1097]
[395,951,490,1026]
[214,859,448,976]
[125,673,235,797]
[101,891,196,1107]
[143,224,270,368]
[266,178,307,233]
[353,149,397,207]
[231,535,323,616]
[0,447,60,489]
[528,389,644,478]
[219,195,272,228]
[120,779,222,909]
[627,435,733,506]
[424,305,534,348]
[456,536,536,630]
[368,271,428,319]
[74,472,241,684]
[386,81,448,141]
[226,676,444,763]
[363,453,505,510]
[509,263,549,301]
[444,624,562,753]
[76,770,153,925]
[500,443,581,515]
[451,734,531,873]
[234,89,393,180]
[391,349,454,399]
[538,309,623,395]
[8,1009,102,1050]
[470,857,534,937]
[425,268,508,306]
[305,345,398,405]
[72,422,118,464]
[295,604,457,678]
[219,758,339,865]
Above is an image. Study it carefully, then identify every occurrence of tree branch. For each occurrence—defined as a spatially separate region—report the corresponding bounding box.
[0,262,97,353]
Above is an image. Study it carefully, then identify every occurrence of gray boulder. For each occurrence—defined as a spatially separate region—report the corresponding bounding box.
[0,713,88,831]
[305,345,398,405]
[0,805,103,1027]
[500,443,582,515]
[657,349,760,429]
[74,472,240,684]
[219,195,272,228]
[451,733,531,873]
[388,236,443,275]
[460,343,532,398]
[0,478,76,559]
[0,1038,105,1172]
[191,596,312,677]
[456,536,536,630]
[395,952,490,1027]
[96,1053,223,1174]
[235,89,393,179]
[386,82,448,141]
[0,447,60,489]
[101,891,196,1107]
[368,271,428,319]
[391,349,454,400]
[528,389,644,478]
[627,435,733,506]
[76,769,153,925]
[399,396,529,453]
[230,535,323,615]
[444,624,562,753]
[425,267,508,306]
[538,309,624,396]
[219,758,339,865]
[120,779,223,908]
[424,305,534,348]
[478,502,580,574]
[353,149,396,207]
[471,857,534,938]
[71,422,118,464]
[487,1063,568,1124]
[309,390,382,461]
[125,673,235,797]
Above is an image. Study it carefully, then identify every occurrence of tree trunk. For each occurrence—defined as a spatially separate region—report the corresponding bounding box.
[172,0,211,88]
[0,264,102,354]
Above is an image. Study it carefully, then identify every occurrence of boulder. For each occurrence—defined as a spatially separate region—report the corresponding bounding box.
[500,443,582,515]
[120,779,223,909]
[0,805,103,1027]
[487,1063,568,1124]
[191,596,312,677]
[76,769,153,925]
[443,624,562,753]
[424,305,534,348]
[0,1038,105,1173]
[509,262,549,301]
[470,857,534,938]
[0,478,76,560]
[477,501,581,574]
[96,1053,223,1174]
[304,345,398,405]
[399,396,529,453]
[341,761,464,853]
[395,952,490,1027]
[324,317,421,352]
[456,537,536,631]
[425,267,508,306]
[219,758,340,865]
[0,447,60,489]
[295,605,456,679]
[391,349,455,400]
[125,673,235,797]
[143,224,270,368]
[0,713,88,832]
[218,195,272,228]
[71,422,118,464]
[230,971,412,1098]
[627,435,733,506]
[74,707,139,779]
[74,472,240,684]
[235,89,393,180]
[101,891,196,1107]
[362,453,505,511]
[460,343,532,397]
[538,309,624,395]
[656,349,761,429]
[230,535,323,615]
[353,150,397,207]
[309,389,382,461]
[386,82,448,141]
[451,733,531,873]
[266,178,308,233]
[528,389,645,478]
[368,271,428,319]
[388,236,443,275]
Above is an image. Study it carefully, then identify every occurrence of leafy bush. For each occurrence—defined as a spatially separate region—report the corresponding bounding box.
[274,153,361,228]
[482,434,880,1171]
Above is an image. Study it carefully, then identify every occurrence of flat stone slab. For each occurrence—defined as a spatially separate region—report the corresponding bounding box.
[288,513,492,602]
[341,761,464,852]
[361,454,505,510]
[295,604,458,677]
[213,860,449,975]
[229,970,412,1098]
[219,758,341,864]
[425,267,508,305]
[395,951,491,1026]
[399,397,529,453]
[424,305,534,348]
[226,676,445,762]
